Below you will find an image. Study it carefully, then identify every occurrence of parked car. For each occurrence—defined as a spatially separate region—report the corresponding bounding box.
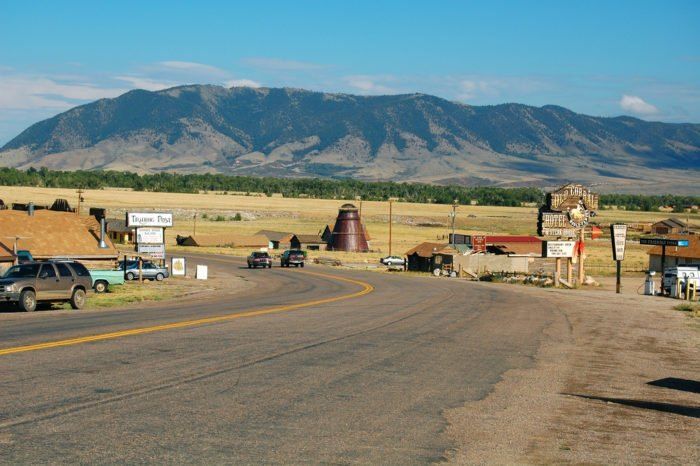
[0,261,92,312]
[380,256,406,266]
[247,251,272,269]
[280,249,306,268]
[16,250,34,264]
[118,260,169,281]
[89,269,126,293]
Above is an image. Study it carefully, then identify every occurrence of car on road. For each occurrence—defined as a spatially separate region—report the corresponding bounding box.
[0,261,92,312]
[380,256,406,266]
[118,260,169,281]
[247,251,272,269]
[280,249,306,268]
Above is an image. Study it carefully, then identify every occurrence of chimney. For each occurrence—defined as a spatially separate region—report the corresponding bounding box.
[28,202,34,216]
[99,217,108,249]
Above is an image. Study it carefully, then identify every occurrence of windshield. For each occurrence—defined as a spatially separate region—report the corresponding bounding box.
[3,264,40,279]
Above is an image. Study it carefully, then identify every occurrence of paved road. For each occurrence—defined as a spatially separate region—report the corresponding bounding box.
[0,254,560,464]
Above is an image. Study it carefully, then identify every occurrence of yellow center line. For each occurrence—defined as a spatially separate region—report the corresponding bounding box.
[0,270,374,357]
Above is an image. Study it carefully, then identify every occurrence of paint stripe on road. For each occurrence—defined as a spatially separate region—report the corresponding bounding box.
[0,271,373,357]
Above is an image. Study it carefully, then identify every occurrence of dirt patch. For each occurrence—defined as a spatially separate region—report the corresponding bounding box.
[445,283,700,464]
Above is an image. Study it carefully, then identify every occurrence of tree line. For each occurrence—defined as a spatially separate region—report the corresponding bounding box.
[0,167,697,212]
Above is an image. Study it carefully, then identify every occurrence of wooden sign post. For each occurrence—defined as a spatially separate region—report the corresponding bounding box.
[610,224,628,294]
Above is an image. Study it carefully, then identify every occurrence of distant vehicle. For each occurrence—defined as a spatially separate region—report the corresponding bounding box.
[89,269,126,293]
[118,260,169,281]
[380,256,405,266]
[662,265,700,295]
[247,251,272,269]
[280,249,305,268]
[0,261,92,312]
[16,250,34,264]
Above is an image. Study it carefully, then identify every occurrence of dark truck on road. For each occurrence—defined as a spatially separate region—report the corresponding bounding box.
[247,251,272,269]
[0,261,92,312]
[280,249,305,267]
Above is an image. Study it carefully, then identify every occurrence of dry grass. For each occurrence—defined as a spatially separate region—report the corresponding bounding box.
[2,185,698,276]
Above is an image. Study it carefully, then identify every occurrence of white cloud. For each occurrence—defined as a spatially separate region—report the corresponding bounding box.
[113,76,176,91]
[619,94,658,115]
[0,74,126,110]
[157,61,226,76]
[458,80,495,100]
[224,79,262,88]
[243,57,326,71]
[343,75,396,94]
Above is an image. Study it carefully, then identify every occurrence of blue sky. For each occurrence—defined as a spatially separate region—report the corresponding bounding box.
[1,0,699,144]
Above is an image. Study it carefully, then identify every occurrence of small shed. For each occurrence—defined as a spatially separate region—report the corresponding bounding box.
[405,242,447,272]
[106,219,134,244]
[295,234,325,251]
[651,218,689,235]
[256,230,294,249]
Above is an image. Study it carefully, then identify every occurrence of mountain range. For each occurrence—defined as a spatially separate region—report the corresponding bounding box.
[1,85,699,193]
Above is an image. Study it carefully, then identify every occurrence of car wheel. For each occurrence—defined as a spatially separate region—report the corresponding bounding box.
[155,273,164,281]
[126,272,135,280]
[19,289,37,312]
[94,280,108,293]
[248,263,252,269]
[300,262,304,268]
[70,288,86,310]
[268,263,272,269]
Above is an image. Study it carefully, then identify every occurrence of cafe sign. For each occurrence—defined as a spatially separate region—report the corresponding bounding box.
[543,240,577,258]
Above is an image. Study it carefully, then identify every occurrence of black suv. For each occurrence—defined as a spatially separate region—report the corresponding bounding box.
[280,250,306,268]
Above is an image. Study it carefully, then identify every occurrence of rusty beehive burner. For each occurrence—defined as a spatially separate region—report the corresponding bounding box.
[327,203,370,252]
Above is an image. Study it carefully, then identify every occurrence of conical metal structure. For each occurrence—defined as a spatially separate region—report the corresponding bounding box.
[327,203,370,252]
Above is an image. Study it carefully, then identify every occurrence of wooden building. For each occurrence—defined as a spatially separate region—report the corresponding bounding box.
[651,218,690,235]
[647,235,700,271]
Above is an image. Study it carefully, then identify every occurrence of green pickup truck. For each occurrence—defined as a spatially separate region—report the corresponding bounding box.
[89,269,125,293]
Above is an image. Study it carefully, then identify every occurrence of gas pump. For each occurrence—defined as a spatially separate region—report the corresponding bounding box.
[644,270,656,296]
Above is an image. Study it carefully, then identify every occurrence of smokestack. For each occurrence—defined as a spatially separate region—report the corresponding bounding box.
[28,202,34,216]
[99,218,108,249]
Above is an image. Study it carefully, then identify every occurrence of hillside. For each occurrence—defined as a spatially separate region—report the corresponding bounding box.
[1,85,699,193]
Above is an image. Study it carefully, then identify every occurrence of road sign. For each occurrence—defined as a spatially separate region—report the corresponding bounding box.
[611,224,628,261]
[127,212,173,228]
[639,238,689,247]
[543,241,576,258]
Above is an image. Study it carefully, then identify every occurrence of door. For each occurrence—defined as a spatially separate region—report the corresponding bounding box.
[56,262,76,298]
[36,264,63,300]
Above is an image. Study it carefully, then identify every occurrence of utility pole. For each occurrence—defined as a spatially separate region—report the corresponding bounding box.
[193,213,197,237]
[388,197,399,256]
[449,200,458,247]
[76,188,85,216]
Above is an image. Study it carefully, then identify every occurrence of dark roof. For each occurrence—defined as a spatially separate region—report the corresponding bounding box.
[295,234,325,244]
[255,230,292,242]
[652,218,690,229]
[106,219,133,234]
[405,242,448,257]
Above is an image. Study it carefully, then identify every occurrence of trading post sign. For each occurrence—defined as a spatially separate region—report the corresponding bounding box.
[542,240,577,258]
[610,224,628,261]
[127,212,173,228]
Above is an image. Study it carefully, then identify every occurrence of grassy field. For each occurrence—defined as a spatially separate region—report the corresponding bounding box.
[2,185,698,275]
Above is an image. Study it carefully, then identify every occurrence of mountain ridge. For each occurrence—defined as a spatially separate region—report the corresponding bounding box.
[1,85,699,193]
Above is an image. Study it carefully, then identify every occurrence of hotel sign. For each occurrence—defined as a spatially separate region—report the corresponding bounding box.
[538,184,598,237]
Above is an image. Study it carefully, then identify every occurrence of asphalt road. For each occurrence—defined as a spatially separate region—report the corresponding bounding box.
[0,254,559,464]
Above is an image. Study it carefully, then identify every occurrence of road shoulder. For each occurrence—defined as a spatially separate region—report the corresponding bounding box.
[445,283,700,464]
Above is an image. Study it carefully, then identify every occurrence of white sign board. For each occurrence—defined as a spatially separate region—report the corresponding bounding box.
[611,224,627,261]
[171,257,186,277]
[196,265,208,280]
[127,212,173,228]
[136,227,164,244]
[137,243,165,259]
[544,241,576,258]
